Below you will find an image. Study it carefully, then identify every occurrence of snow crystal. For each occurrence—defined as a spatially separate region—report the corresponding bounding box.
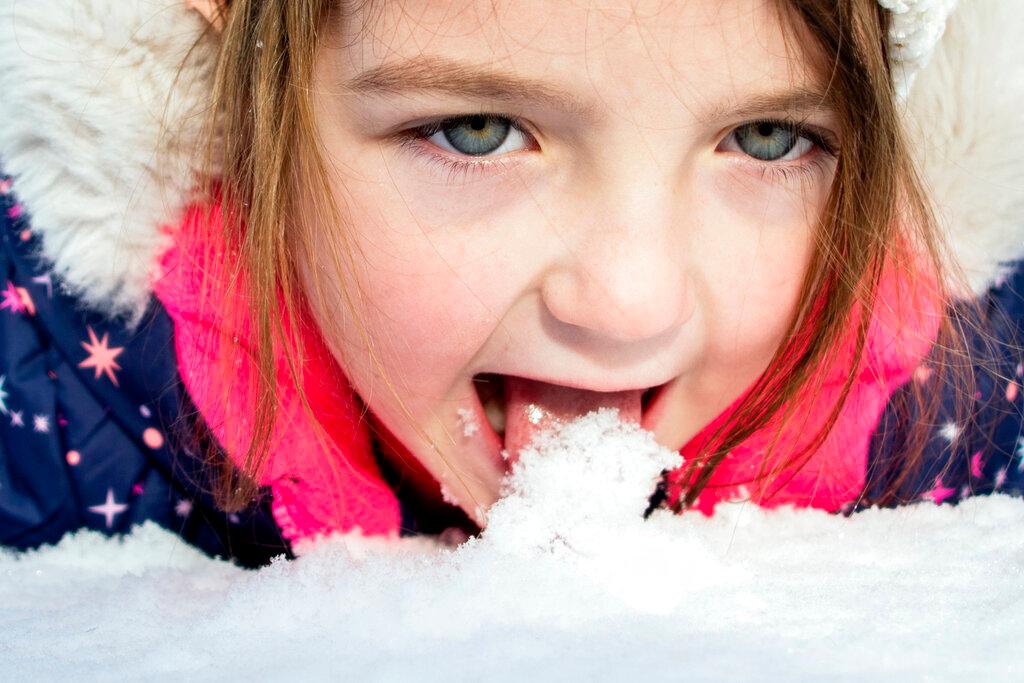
[2,409,1023,681]
[456,407,479,437]
[438,483,458,507]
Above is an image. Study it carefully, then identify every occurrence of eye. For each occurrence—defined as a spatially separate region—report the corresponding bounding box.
[421,114,531,157]
[720,119,837,163]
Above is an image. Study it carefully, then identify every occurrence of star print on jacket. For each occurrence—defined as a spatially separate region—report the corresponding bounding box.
[0,280,24,314]
[88,488,128,529]
[0,173,292,567]
[31,414,49,433]
[78,326,124,386]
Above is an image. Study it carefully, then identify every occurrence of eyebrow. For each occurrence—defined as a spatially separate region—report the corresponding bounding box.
[345,56,834,123]
[695,86,835,124]
[345,56,593,117]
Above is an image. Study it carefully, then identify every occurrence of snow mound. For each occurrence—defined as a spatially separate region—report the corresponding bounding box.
[2,410,1022,681]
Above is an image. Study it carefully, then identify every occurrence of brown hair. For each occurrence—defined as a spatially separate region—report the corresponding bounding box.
[193,0,988,514]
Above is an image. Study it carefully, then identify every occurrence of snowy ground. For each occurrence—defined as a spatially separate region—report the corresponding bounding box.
[3,411,1023,682]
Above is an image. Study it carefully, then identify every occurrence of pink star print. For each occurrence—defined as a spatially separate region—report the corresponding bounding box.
[924,476,956,504]
[88,488,128,529]
[0,281,26,314]
[995,468,1008,490]
[78,326,124,386]
[175,499,193,517]
[17,286,34,315]
[970,451,984,479]
[32,414,49,433]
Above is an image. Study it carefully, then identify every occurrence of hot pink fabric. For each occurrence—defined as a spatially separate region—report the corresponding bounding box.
[672,268,942,513]
[153,204,402,541]
[153,204,940,543]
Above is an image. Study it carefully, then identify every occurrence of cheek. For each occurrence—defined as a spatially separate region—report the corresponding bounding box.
[698,167,825,365]
[297,181,518,402]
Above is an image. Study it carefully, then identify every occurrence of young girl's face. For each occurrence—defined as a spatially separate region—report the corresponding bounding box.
[301,0,837,524]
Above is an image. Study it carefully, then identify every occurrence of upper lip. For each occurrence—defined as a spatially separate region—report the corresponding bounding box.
[474,371,675,396]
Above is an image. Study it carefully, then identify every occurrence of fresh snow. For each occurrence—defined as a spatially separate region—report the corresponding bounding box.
[456,407,480,437]
[2,409,1022,681]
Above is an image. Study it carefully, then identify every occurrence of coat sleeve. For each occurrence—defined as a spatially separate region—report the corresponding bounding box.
[0,198,83,546]
[863,260,1024,507]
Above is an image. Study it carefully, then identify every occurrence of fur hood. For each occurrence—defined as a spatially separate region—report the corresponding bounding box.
[0,0,1022,322]
[0,0,214,323]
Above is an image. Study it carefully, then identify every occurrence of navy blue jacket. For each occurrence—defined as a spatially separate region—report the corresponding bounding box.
[2,181,1023,567]
[0,183,292,567]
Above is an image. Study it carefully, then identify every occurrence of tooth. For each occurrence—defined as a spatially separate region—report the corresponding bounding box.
[483,395,506,434]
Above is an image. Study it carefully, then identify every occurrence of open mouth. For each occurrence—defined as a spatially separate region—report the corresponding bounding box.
[474,373,508,439]
[473,370,671,456]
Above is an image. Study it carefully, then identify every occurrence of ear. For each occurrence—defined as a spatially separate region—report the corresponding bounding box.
[184,0,227,32]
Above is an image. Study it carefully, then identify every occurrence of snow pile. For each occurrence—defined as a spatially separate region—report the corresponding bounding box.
[483,410,730,613]
[3,410,1023,681]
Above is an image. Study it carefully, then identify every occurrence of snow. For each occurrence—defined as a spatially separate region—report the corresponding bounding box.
[456,407,480,437]
[3,409,1023,681]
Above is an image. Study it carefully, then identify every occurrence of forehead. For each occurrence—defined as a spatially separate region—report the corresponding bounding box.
[331,0,826,120]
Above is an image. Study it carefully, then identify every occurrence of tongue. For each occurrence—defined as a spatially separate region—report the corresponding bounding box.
[503,376,644,461]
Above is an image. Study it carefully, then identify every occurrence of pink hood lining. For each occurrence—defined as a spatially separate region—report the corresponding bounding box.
[154,204,402,541]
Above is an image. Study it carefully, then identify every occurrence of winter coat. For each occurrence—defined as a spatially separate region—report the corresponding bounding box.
[2,1,1023,566]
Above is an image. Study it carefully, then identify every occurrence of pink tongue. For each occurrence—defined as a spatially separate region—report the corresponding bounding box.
[503,376,644,460]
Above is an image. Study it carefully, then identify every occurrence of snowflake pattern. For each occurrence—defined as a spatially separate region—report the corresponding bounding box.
[32,414,50,433]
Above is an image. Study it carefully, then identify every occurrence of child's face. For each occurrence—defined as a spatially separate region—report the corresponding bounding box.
[302,0,837,524]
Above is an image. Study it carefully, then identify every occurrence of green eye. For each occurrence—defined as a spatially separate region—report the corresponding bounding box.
[440,115,511,156]
[734,121,805,161]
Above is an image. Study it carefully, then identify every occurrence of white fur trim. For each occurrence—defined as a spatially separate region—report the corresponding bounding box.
[879,0,959,101]
[0,0,215,324]
[902,2,1024,297]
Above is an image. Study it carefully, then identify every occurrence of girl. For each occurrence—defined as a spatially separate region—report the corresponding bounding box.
[1,0,1022,565]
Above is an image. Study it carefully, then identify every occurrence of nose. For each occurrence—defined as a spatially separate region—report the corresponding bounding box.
[540,176,693,344]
